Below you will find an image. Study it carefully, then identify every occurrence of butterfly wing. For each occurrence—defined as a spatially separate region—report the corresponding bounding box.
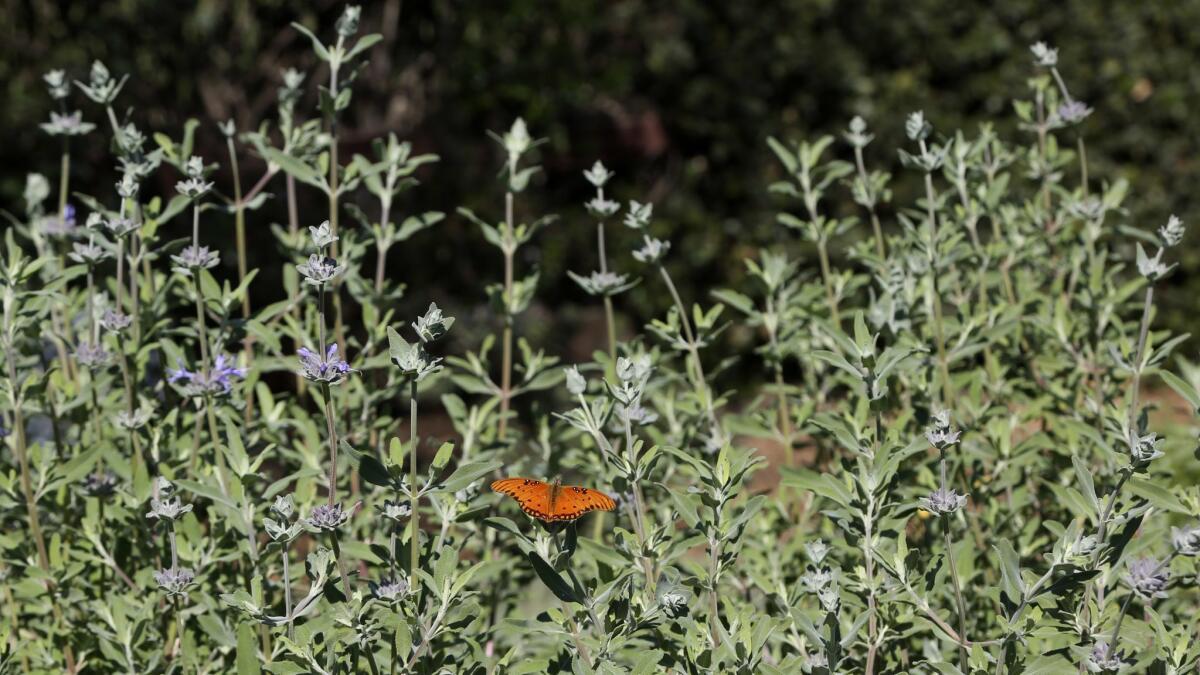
[551,485,617,521]
[491,478,554,521]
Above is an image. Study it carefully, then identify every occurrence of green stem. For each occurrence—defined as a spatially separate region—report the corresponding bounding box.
[409,378,420,594]
[919,155,952,405]
[708,536,722,646]
[330,532,353,599]
[282,541,294,640]
[498,187,515,439]
[852,144,886,259]
[622,416,655,592]
[4,347,76,672]
[944,526,970,673]
[816,237,841,326]
[321,382,339,506]
[657,263,723,444]
[1128,286,1154,430]
[597,218,617,367]
[1109,591,1135,649]
[58,139,70,216]
[6,366,51,578]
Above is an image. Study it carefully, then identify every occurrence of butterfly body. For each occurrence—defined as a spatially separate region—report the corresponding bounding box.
[491,477,616,522]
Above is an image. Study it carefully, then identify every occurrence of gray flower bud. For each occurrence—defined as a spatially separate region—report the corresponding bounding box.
[154,567,195,598]
[919,488,967,516]
[564,366,586,396]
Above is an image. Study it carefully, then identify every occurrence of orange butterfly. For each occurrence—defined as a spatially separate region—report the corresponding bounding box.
[491,478,616,522]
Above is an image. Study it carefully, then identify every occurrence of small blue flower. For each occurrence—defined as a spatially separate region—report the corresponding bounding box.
[212,353,247,389]
[298,344,353,385]
[168,354,245,397]
[167,359,194,385]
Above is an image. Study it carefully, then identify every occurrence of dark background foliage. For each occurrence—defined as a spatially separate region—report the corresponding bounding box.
[2,0,1198,349]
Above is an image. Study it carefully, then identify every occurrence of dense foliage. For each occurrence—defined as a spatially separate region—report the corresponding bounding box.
[2,6,1200,674]
[3,1,1199,342]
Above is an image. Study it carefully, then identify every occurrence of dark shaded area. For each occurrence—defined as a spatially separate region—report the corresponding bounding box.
[2,0,1198,348]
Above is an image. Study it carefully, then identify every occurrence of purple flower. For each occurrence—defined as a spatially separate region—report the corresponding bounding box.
[100,309,132,333]
[75,342,112,369]
[1057,100,1093,125]
[1086,641,1125,673]
[1124,557,1169,600]
[167,359,194,385]
[171,245,220,275]
[154,567,195,598]
[306,503,351,531]
[168,354,245,397]
[212,353,247,388]
[39,204,77,237]
[369,577,409,603]
[298,344,353,385]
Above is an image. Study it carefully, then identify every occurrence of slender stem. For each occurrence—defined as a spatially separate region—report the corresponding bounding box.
[329,532,353,599]
[173,597,185,663]
[1077,136,1089,198]
[327,57,347,355]
[564,609,594,669]
[391,622,399,675]
[327,56,341,254]
[945,526,970,672]
[226,137,256,426]
[58,138,70,215]
[129,219,143,347]
[498,187,515,438]
[622,416,655,590]
[815,238,841,326]
[86,264,97,343]
[6,348,77,672]
[286,175,305,395]
[708,537,722,646]
[6,364,51,577]
[375,244,390,295]
[1128,286,1154,429]
[897,578,988,648]
[118,349,145,475]
[1089,469,1131,611]
[404,599,449,670]
[321,382,339,506]
[408,378,420,593]
[105,105,122,151]
[657,263,723,443]
[919,152,952,405]
[1109,591,1135,648]
[774,368,793,462]
[765,294,793,460]
[204,396,228,493]
[282,541,294,640]
[192,276,211,371]
[242,167,276,205]
[228,137,248,318]
[863,482,879,674]
[853,144,886,259]
[596,218,617,365]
